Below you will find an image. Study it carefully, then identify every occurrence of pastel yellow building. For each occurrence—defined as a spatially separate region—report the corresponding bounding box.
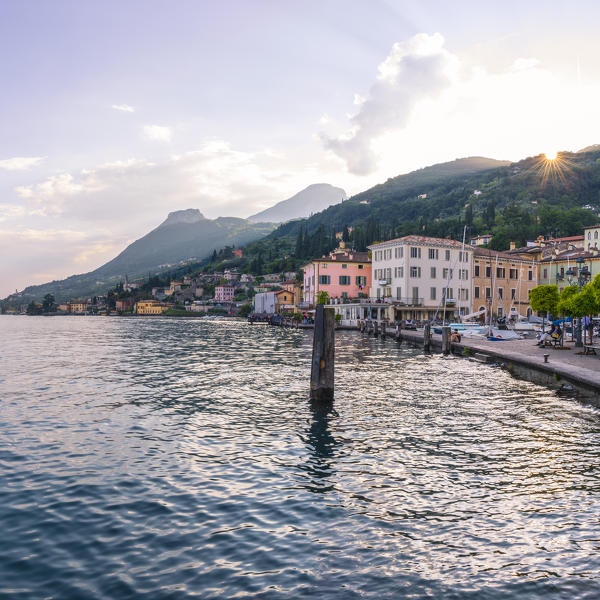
[69,302,87,313]
[136,300,168,315]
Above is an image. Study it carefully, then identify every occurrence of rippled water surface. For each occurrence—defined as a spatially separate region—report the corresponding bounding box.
[2,316,600,599]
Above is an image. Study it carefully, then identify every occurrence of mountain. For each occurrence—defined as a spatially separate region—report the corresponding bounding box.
[220,150,600,276]
[9,210,275,303]
[248,183,347,223]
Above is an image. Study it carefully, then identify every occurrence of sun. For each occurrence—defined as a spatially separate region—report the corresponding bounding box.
[544,149,559,161]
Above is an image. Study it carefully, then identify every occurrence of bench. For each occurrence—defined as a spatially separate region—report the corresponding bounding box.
[542,335,563,348]
[583,344,600,355]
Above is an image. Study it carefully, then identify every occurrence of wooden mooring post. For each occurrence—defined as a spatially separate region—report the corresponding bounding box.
[423,322,431,351]
[441,325,451,354]
[374,321,379,337]
[310,304,335,402]
[395,323,402,343]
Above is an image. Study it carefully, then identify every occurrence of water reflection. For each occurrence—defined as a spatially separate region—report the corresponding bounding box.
[302,400,339,492]
[2,316,600,599]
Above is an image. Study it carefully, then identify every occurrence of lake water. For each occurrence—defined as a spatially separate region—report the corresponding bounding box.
[2,316,600,599]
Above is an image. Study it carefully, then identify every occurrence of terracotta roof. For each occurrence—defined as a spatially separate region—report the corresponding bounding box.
[369,235,467,249]
[584,224,600,230]
[552,235,584,242]
[473,247,535,262]
[540,249,595,262]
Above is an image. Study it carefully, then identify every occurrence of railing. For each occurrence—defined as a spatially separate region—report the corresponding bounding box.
[377,278,391,285]
[393,297,424,306]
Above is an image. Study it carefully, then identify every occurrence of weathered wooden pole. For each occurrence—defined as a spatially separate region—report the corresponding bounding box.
[381,321,386,339]
[374,321,379,337]
[441,325,451,354]
[424,322,431,351]
[310,304,335,402]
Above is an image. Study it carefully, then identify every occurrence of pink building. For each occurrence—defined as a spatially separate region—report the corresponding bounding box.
[302,247,371,307]
[214,285,235,302]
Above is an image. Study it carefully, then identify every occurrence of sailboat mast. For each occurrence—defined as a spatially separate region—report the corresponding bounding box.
[459,225,467,322]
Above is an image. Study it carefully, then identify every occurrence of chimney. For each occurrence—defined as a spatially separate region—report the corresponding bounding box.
[509,241,516,251]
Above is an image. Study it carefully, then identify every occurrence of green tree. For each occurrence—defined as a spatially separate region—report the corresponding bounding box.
[42,293,55,313]
[317,291,329,305]
[569,286,600,344]
[238,303,252,318]
[529,284,559,333]
[557,285,579,341]
[26,301,41,315]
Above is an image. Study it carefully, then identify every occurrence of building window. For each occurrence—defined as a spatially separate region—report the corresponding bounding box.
[428,248,438,259]
[430,287,436,300]
[396,287,402,299]
[412,286,419,302]
[410,266,421,278]
[318,275,330,284]
[511,288,516,300]
[596,231,599,240]
[509,268,518,279]
[341,291,348,300]
[528,270,533,281]
[442,268,453,279]
[475,265,480,277]
[543,268,548,279]
[395,247,404,258]
[339,276,351,285]
[445,250,451,261]
[394,266,404,278]
[342,263,347,269]
[498,307,503,317]
[485,287,491,298]
[485,266,491,278]
[496,267,505,278]
[498,288,503,299]
[431,267,436,278]
[386,249,392,260]
[355,276,367,286]
[410,247,421,258]
[321,263,327,268]
[358,264,363,269]
[475,286,480,298]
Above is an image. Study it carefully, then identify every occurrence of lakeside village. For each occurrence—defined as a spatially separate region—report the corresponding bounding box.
[12,224,600,341]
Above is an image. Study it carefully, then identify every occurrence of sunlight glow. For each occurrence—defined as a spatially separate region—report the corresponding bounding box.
[544,150,559,161]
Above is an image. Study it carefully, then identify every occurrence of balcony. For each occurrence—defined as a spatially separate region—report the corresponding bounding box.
[378,278,391,285]
[394,297,424,306]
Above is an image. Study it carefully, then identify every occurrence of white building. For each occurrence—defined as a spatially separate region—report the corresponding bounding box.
[254,291,276,314]
[368,235,474,321]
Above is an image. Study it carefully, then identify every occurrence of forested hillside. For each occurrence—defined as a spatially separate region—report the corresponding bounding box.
[202,150,600,276]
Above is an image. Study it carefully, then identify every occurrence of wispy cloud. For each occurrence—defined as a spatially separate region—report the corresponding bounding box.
[112,104,135,113]
[0,156,46,171]
[142,124,172,142]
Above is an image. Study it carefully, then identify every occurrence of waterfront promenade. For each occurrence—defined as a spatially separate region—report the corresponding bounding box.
[396,329,600,400]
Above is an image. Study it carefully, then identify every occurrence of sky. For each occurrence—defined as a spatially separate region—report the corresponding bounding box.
[2,0,600,297]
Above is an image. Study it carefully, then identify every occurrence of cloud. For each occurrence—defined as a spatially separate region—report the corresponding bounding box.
[12,141,329,227]
[112,104,135,113]
[321,33,457,175]
[16,173,104,216]
[0,156,46,171]
[142,124,172,142]
[0,227,129,296]
[0,204,26,221]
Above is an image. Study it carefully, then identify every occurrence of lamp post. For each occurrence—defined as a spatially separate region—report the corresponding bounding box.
[562,256,592,347]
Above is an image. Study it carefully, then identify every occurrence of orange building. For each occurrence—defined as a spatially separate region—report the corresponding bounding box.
[472,247,538,319]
